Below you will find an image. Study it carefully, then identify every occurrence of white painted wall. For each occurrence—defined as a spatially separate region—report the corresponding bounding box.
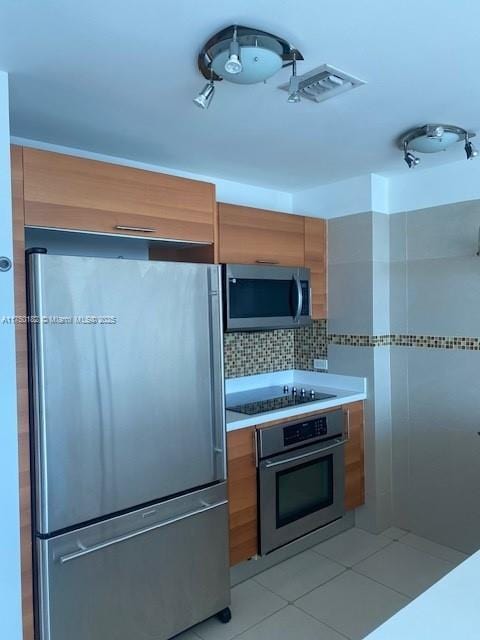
[0,72,23,640]
[292,173,390,218]
[293,159,480,219]
[12,137,293,214]
[293,174,373,219]
[388,158,480,214]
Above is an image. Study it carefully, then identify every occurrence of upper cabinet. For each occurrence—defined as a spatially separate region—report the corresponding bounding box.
[218,202,305,267]
[304,217,327,319]
[22,148,216,243]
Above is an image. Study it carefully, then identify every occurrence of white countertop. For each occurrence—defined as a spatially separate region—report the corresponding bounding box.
[225,370,367,431]
[365,549,480,639]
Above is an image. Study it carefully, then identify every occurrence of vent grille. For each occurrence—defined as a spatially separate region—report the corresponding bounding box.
[279,64,365,103]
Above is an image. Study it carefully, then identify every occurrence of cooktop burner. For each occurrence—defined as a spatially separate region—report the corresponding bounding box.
[226,385,336,416]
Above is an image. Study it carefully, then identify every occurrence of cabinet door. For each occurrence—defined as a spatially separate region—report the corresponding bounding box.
[227,427,258,566]
[23,147,215,242]
[218,203,305,266]
[344,402,365,511]
[304,217,327,319]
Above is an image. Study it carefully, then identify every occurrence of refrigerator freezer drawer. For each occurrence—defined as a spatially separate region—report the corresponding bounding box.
[37,484,230,640]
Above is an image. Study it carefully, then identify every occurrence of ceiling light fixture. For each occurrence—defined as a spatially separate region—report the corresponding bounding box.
[399,124,476,167]
[287,53,301,103]
[193,80,215,109]
[194,25,303,106]
[465,134,478,160]
[224,26,242,75]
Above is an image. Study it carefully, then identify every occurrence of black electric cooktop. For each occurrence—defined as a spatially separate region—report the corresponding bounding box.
[226,385,336,416]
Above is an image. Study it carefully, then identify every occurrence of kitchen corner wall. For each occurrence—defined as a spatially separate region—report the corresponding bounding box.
[390,200,480,554]
[327,211,393,533]
[325,202,480,554]
[223,320,328,379]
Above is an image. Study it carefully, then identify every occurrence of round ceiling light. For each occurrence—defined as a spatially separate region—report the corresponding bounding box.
[211,45,283,85]
[193,25,303,107]
[399,124,477,167]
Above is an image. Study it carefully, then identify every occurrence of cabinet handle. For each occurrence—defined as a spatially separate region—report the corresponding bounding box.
[255,260,279,265]
[115,225,156,233]
[344,409,351,441]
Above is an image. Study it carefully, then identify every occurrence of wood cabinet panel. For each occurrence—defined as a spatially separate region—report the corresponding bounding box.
[218,202,305,266]
[344,401,365,511]
[23,147,216,242]
[227,427,258,566]
[304,217,327,319]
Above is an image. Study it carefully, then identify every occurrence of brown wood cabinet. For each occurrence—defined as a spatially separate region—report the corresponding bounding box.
[218,202,305,266]
[22,147,216,243]
[344,401,365,511]
[226,427,258,567]
[304,217,327,319]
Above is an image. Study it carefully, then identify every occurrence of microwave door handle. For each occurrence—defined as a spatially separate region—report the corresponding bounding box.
[292,274,302,321]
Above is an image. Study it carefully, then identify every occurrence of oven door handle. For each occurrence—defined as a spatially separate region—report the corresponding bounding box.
[263,438,347,469]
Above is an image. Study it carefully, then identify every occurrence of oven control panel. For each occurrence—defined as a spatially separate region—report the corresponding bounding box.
[283,417,328,446]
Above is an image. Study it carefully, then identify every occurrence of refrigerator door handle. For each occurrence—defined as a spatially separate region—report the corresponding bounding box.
[58,500,228,564]
[208,267,227,482]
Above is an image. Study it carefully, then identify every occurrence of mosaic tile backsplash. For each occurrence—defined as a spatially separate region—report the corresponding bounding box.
[223,323,480,379]
[223,320,327,378]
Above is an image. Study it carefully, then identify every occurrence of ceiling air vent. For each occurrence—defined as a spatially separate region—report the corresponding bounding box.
[279,64,365,103]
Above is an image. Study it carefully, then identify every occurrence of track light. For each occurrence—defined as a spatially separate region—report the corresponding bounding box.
[404,151,420,168]
[224,26,242,75]
[465,136,478,160]
[399,124,477,166]
[286,52,301,103]
[193,81,215,109]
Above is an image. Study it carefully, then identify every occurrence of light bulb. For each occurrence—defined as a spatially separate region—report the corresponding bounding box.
[225,53,242,75]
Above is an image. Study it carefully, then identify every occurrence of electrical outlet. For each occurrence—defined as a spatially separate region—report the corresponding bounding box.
[314,358,328,370]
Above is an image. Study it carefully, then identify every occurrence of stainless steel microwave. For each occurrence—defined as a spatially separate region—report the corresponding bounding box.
[223,264,312,331]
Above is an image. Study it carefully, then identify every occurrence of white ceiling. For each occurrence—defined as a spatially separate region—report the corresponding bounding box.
[0,0,478,190]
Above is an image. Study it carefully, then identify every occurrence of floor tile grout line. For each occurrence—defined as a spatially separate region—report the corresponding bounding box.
[291,603,352,640]
[311,537,395,568]
[251,566,349,606]
[349,566,414,601]
[394,538,463,567]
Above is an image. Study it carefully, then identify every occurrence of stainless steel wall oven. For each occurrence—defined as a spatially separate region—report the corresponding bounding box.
[257,410,347,555]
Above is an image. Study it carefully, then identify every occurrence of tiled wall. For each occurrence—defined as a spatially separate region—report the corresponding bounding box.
[389,199,480,554]
[223,319,327,378]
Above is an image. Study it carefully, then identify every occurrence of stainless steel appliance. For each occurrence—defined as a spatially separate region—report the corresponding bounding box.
[28,251,231,640]
[257,410,347,555]
[224,264,311,331]
[226,384,336,416]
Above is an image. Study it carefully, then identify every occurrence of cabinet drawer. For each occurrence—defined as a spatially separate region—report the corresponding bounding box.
[218,203,305,266]
[23,148,215,242]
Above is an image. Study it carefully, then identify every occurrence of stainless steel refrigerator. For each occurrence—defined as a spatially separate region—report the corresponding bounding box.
[28,251,230,640]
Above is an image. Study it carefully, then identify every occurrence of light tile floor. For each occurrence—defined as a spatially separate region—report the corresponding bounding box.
[177,527,468,640]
